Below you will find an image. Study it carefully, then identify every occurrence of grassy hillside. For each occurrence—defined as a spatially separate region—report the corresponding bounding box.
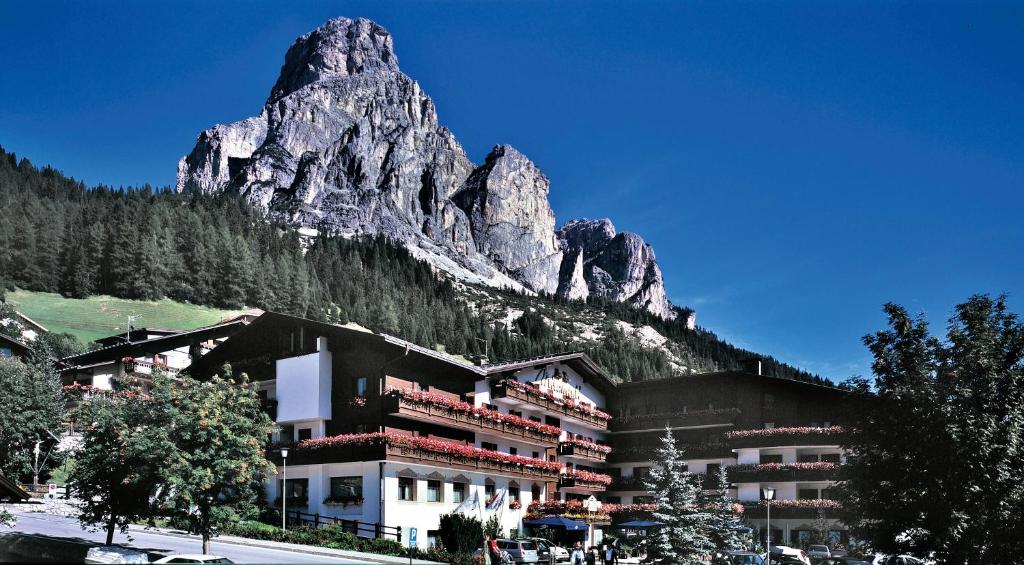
[6,289,245,344]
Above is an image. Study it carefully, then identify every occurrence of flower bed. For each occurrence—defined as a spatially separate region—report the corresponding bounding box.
[297,432,563,473]
[496,379,611,421]
[386,388,561,439]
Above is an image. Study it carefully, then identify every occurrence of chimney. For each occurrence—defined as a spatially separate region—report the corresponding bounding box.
[472,355,489,367]
[742,359,763,375]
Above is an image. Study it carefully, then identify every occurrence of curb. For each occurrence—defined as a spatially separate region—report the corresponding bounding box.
[126,524,444,564]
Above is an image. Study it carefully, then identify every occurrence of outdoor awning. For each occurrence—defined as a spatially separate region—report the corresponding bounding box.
[524,516,588,530]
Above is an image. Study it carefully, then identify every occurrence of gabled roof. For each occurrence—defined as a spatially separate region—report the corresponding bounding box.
[0,472,30,501]
[60,319,249,372]
[14,312,47,333]
[0,332,30,356]
[481,351,619,394]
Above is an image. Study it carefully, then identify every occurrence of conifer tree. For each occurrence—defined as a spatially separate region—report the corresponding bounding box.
[643,426,713,564]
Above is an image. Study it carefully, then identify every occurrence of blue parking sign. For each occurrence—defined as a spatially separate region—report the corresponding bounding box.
[409,527,417,547]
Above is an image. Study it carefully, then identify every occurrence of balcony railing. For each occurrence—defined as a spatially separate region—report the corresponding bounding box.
[491,380,610,430]
[384,389,560,446]
[122,357,180,376]
[607,442,731,463]
[558,470,613,491]
[557,439,611,462]
[277,433,562,481]
[740,499,841,519]
[607,475,648,491]
[725,426,845,449]
[612,407,742,432]
[728,462,839,483]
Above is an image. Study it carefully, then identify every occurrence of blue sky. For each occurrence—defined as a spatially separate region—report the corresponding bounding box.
[2,1,1021,380]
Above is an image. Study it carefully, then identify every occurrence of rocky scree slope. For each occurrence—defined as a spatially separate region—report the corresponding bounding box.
[177,17,677,319]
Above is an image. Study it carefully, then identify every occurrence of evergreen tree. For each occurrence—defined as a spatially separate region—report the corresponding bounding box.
[700,465,744,550]
[643,426,713,564]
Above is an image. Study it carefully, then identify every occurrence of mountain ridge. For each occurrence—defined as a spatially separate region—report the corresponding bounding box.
[177,16,678,320]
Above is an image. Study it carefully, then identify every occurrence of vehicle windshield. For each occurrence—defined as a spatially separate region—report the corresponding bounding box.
[810,546,828,551]
[730,555,764,565]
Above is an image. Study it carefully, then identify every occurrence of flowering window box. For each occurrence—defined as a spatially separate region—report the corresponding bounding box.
[557,438,612,462]
[738,498,841,519]
[727,462,839,483]
[323,495,364,506]
[558,469,613,490]
[491,379,610,430]
[724,426,845,448]
[611,407,742,431]
[384,388,560,446]
[288,432,562,480]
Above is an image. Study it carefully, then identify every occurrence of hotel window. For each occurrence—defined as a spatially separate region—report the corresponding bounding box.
[532,451,540,459]
[531,483,541,501]
[427,480,442,503]
[355,377,367,397]
[279,425,294,443]
[398,477,415,501]
[298,428,312,441]
[760,454,783,464]
[763,393,775,409]
[278,478,309,504]
[481,441,498,451]
[509,486,520,503]
[452,482,467,503]
[485,483,496,504]
[821,453,841,463]
[634,467,651,481]
[798,488,820,500]
[706,463,721,476]
[798,454,819,463]
[329,476,362,503]
[821,487,835,499]
[823,421,831,428]
[764,422,775,429]
[509,447,518,456]
[427,530,440,548]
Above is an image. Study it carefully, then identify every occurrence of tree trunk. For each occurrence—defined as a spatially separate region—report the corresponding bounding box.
[203,533,211,555]
[105,515,116,545]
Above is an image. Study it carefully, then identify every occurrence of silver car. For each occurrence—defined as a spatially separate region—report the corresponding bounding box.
[807,545,832,559]
[498,539,540,564]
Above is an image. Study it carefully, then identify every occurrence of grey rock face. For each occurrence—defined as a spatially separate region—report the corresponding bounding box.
[177,17,679,317]
[557,219,676,320]
[453,145,563,293]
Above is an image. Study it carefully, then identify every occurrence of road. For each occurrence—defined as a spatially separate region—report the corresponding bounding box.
[2,511,376,563]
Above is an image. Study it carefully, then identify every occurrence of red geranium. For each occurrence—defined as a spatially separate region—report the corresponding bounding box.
[386,388,562,438]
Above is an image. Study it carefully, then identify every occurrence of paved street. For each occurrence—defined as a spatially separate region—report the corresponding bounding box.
[2,511,377,563]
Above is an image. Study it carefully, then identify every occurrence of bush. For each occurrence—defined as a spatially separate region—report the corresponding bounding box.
[439,513,484,555]
[221,521,408,556]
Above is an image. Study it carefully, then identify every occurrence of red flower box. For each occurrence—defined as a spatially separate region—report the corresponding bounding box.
[386,387,562,439]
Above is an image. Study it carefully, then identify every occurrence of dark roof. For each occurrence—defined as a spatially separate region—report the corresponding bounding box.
[482,351,619,394]
[60,319,249,372]
[0,472,30,501]
[0,333,30,356]
[94,327,182,346]
[615,369,851,395]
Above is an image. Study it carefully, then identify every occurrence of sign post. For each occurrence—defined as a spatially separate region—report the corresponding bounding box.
[584,495,601,550]
[409,527,417,565]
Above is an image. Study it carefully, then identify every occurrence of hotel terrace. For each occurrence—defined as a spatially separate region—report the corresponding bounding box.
[68,312,855,549]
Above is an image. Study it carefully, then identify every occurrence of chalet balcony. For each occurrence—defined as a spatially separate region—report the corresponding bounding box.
[725,426,845,449]
[607,475,648,492]
[273,433,562,482]
[607,441,731,463]
[491,379,610,431]
[740,499,841,520]
[557,439,611,463]
[611,407,741,432]
[123,357,179,377]
[383,389,560,447]
[558,470,613,491]
[728,462,839,483]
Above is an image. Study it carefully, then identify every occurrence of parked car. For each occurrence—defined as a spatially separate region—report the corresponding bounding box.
[714,550,765,565]
[819,558,871,565]
[768,545,812,565]
[767,555,808,565]
[525,538,569,563]
[807,545,831,559]
[874,556,927,565]
[498,539,540,564]
[152,556,234,564]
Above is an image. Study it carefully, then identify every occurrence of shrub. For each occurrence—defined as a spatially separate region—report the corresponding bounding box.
[439,513,483,555]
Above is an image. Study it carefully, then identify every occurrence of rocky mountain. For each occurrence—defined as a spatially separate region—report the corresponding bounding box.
[177,17,678,319]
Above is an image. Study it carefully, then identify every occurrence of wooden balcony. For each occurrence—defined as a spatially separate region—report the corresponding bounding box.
[728,463,839,483]
[273,443,561,482]
[557,441,609,463]
[384,394,559,447]
[726,428,845,449]
[491,381,609,431]
[741,501,841,519]
[558,473,611,492]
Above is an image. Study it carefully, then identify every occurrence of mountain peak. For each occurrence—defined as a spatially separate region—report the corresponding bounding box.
[269,17,398,103]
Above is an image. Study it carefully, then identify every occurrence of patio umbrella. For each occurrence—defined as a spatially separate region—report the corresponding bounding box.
[524,516,588,531]
[616,520,665,528]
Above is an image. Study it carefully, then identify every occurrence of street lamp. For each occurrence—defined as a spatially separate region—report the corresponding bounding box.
[762,487,776,565]
[280,448,289,531]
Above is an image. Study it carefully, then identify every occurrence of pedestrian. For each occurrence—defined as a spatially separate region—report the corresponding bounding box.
[585,546,597,565]
[571,542,586,565]
[603,543,614,565]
